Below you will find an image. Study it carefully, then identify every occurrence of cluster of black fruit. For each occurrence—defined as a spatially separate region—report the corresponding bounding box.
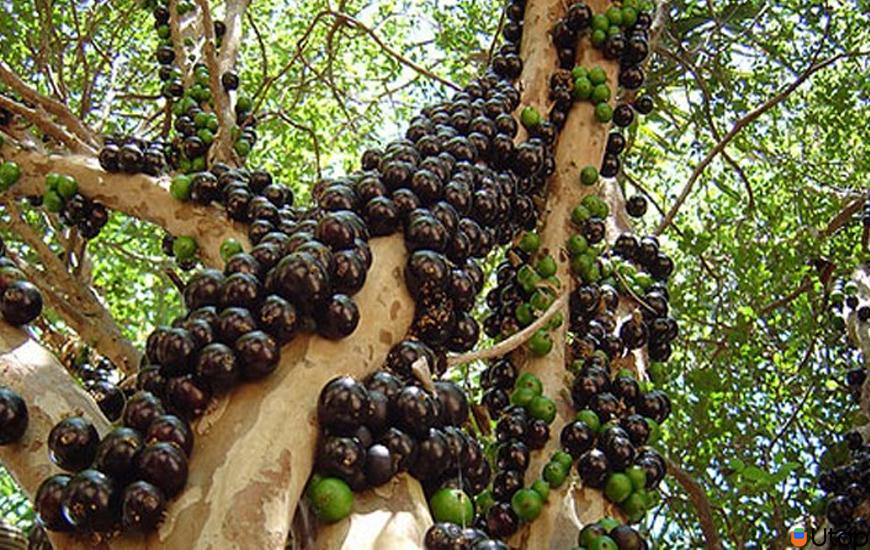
[99,135,167,176]
[481,358,549,448]
[0,237,43,326]
[63,347,126,422]
[566,357,667,484]
[316,370,489,493]
[32,404,192,536]
[817,432,870,549]
[425,523,508,550]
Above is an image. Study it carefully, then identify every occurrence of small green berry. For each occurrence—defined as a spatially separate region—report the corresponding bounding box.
[521,106,542,129]
[580,166,599,186]
[595,103,614,123]
[588,67,607,85]
[220,238,243,261]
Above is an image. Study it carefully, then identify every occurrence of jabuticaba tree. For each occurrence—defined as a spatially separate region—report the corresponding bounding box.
[0,0,674,548]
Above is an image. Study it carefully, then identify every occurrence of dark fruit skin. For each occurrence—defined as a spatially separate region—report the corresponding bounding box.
[409,428,450,481]
[379,427,417,472]
[434,380,469,426]
[35,474,73,531]
[165,375,211,418]
[233,330,281,380]
[195,343,239,391]
[87,380,126,421]
[316,294,360,339]
[122,481,166,531]
[611,525,644,550]
[157,327,197,377]
[135,442,189,498]
[48,416,100,472]
[316,436,365,481]
[524,418,550,450]
[1,280,43,325]
[123,391,166,433]
[393,385,439,438]
[485,502,519,538]
[318,376,370,433]
[492,468,524,502]
[94,427,143,481]
[364,443,396,487]
[496,440,530,472]
[561,420,597,458]
[0,387,28,444]
[61,469,116,532]
[577,449,609,488]
[145,415,194,457]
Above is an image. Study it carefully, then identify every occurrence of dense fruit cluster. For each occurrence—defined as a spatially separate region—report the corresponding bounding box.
[0,237,44,326]
[38,173,110,239]
[0,387,28,445]
[34,407,191,535]
[62,345,126,422]
[99,136,167,176]
[817,434,870,549]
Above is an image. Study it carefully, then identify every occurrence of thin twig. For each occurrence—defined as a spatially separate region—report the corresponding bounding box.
[194,0,236,165]
[655,50,870,235]
[666,457,724,550]
[447,292,568,366]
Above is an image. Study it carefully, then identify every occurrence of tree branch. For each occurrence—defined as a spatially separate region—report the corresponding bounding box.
[655,50,870,235]
[0,61,99,149]
[193,0,237,165]
[0,201,142,373]
[0,95,94,155]
[666,457,723,550]
[1,145,248,267]
[217,0,252,74]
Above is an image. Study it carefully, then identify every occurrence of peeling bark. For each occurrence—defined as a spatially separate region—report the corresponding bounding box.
[1,146,248,268]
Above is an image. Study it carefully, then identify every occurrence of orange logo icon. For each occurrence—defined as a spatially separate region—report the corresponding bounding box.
[790,527,807,547]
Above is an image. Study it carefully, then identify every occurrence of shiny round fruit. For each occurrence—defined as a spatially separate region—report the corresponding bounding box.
[48,416,99,472]
[318,376,370,433]
[94,427,142,481]
[35,474,73,531]
[135,442,189,498]
[309,477,353,523]
[0,387,28,444]
[1,281,42,325]
[61,469,115,531]
[429,487,474,526]
[122,481,165,531]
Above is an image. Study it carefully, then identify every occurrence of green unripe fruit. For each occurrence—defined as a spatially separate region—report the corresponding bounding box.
[515,302,535,327]
[530,289,555,312]
[621,7,638,26]
[309,477,353,523]
[429,488,474,526]
[580,166,599,186]
[567,234,588,256]
[575,409,601,431]
[591,14,610,32]
[528,395,557,424]
[589,535,618,550]
[588,66,607,85]
[172,236,198,260]
[591,84,611,104]
[528,329,553,356]
[0,161,21,190]
[220,238,243,261]
[536,254,557,278]
[521,106,542,129]
[234,138,251,156]
[475,490,495,515]
[516,264,541,292]
[510,387,537,408]
[573,77,593,100]
[170,175,192,201]
[591,29,607,46]
[197,128,215,145]
[571,66,588,80]
[531,479,550,501]
[194,111,210,128]
[236,96,253,113]
[604,473,632,503]
[571,254,595,277]
[571,205,592,225]
[511,488,543,521]
[543,461,568,488]
[595,103,614,123]
[516,372,543,395]
[191,156,206,172]
[621,491,647,520]
[607,25,622,37]
[43,190,64,212]
[546,312,564,330]
[605,6,623,26]
[45,172,62,192]
[207,115,219,132]
[552,450,573,469]
[57,175,79,199]
[625,465,647,491]
[598,516,620,532]
[519,231,540,253]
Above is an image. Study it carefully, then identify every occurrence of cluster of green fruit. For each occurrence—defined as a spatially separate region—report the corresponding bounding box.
[570,66,615,123]
[512,231,564,356]
[0,160,20,192]
[37,173,110,239]
[568,195,611,284]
